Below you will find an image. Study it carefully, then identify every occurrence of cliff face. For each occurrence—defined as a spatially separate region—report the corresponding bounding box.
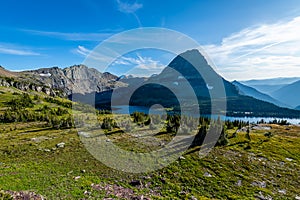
[0,65,126,97]
[0,76,60,96]
[23,65,126,95]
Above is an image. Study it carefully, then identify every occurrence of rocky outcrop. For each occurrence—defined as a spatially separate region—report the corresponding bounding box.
[21,65,126,95]
[0,76,61,97]
[0,64,128,97]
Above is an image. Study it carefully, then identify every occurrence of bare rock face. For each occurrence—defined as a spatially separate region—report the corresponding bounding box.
[0,65,128,97]
[0,76,59,96]
[22,65,126,95]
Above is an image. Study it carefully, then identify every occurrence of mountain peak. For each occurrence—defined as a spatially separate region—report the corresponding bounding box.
[180,49,202,55]
[68,64,88,70]
[178,49,208,64]
[167,49,212,74]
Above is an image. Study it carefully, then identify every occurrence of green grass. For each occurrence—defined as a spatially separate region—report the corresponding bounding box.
[1,122,299,199]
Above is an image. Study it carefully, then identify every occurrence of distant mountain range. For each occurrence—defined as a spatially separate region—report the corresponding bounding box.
[240,77,300,86]
[240,77,300,109]
[271,80,300,108]
[231,81,288,108]
[240,77,300,95]
[1,50,300,118]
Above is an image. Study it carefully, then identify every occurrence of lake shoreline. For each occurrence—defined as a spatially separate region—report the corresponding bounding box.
[109,105,300,125]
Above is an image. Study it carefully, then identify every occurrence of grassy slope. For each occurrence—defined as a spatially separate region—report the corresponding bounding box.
[0,87,299,199]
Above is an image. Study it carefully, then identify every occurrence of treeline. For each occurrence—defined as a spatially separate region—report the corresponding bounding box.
[0,93,74,129]
[99,112,251,147]
[8,93,34,110]
[44,97,72,108]
[227,96,300,118]
[257,118,290,125]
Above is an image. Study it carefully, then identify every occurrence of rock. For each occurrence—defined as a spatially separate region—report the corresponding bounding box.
[237,127,248,132]
[278,189,286,194]
[179,156,185,160]
[74,176,81,180]
[36,86,42,92]
[129,180,142,186]
[31,136,50,143]
[5,190,45,200]
[159,142,165,146]
[132,195,144,200]
[27,65,123,95]
[295,195,300,200]
[106,139,111,142]
[56,142,65,148]
[285,158,293,162]
[78,132,90,138]
[255,191,272,200]
[81,169,86,173]
[276,174,282,178]
[203,172,212,177]
[142,176,151,180]
[236,180,242,186]
[90,183,154,199]
[252,181,266,188]
[44,149,51,152]
[252,126,271,131]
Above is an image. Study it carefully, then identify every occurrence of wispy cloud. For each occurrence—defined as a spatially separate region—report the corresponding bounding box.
[116,0,143,26]
[73,45,163,76]
[203,16,300,80]
[116,0,143,14]
[113,54,165,76]
[75,45,91,57]
[74,45,115,63]
[0,43,40,56]
[22,29,115,41]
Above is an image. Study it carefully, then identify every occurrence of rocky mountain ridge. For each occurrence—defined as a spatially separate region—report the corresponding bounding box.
[0,65,125,96]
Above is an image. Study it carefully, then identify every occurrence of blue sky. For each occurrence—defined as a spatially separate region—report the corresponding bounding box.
[1,0,300,80]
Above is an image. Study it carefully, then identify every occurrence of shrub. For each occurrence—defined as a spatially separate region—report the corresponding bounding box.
[166,114,180,133]
[101,117,117,131]
[8,93,33,110]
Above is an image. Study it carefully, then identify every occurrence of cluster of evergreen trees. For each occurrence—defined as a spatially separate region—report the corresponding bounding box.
[0,93,74,129]
[101,117,118,131]
[44,97,72,108]
[257,118,290,125]
[99,111,246,147]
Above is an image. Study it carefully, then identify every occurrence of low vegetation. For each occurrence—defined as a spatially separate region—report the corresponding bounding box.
[0,87,299,199]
